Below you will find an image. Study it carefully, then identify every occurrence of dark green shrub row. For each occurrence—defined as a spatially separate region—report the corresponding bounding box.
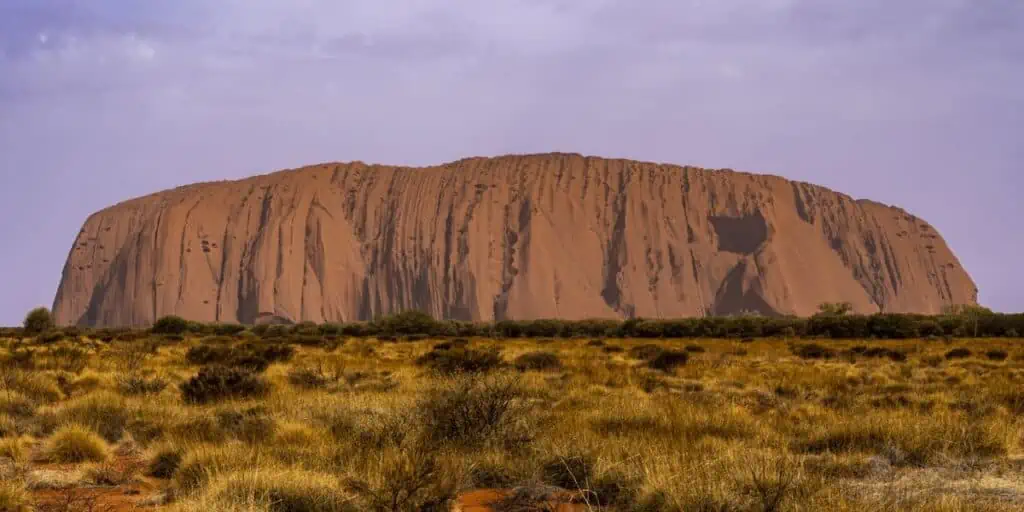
[8,307,1023,342]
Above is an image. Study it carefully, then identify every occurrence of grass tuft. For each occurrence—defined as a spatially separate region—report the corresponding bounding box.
[43,424,109,463]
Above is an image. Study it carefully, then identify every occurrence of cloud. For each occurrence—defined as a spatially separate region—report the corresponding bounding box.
[0,0,1021,323]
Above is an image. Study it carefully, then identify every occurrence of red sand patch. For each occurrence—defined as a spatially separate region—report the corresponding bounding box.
[27,454,160,512]
[454,488,589,512]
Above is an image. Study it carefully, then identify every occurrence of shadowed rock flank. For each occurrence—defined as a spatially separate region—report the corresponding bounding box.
[52,153,978,327]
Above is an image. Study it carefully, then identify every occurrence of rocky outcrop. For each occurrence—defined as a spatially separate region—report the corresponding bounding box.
[52,153,977,327]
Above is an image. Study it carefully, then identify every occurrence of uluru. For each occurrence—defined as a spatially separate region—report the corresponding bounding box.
[51,153,977,327]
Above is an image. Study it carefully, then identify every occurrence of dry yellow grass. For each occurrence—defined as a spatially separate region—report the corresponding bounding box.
[0,335,1022,511]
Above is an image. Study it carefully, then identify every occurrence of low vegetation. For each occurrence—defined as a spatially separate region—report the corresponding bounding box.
[0,310,1022,511]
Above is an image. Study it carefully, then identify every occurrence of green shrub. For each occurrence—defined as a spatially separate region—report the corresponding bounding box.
[417,374,532,450]
[44,424,110,463]
[373,310,439,335]
[513,352,563,372]
[287,366,334,390]
[415,348,504,375]
[629,344,664,361]
[945,348,972,360]
[23,307,54,335]
[211,323,247,336]
[792,344,837,360]
[180,366,270,405]
[185,343,294,372]
[37,331,65,344]
[986,349,1009,361]
[647,350,689,372]
[152,315,189,335]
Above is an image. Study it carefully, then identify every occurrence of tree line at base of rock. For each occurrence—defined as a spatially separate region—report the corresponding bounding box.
[6,305,1022,342]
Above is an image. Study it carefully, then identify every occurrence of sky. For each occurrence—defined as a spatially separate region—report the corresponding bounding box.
[0,0,1021,325]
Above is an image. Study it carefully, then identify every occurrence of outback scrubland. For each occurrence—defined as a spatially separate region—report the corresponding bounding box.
[1,309,1023,511]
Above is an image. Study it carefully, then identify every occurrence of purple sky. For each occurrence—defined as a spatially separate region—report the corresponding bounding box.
[0,1,1021,325]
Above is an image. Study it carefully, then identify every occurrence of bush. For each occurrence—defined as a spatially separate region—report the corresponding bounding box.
[287,366,333,390]
[152,315,190,335]
[292,334,327,346]
[684,344,706,353]
[415,348,504,375]
[373,310,439,336]
[513,352,563,372]
[147,445,184,479]
[185,343,294,372]
[23,307,54,335]
[212,323,247,336]
[588,472,642,507]
[43,424,110,463]
[116,374,168,396]
[180,366,270,405]
[417,374,532,450]
[986,349,1009,361]
[792,343,837,360]
[885,350,908,363]
[587,339,606,347]
[36,330,65,344]
[468,463,520,488]
[629,344,664,361]
[647,350,689,372]
[541,454,595,489]
[945,348,972,360]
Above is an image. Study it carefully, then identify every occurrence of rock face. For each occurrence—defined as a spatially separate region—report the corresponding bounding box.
[52,153,977,327]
